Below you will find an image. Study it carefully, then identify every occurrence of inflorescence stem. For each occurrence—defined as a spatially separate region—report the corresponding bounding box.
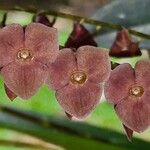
[0,7,150,40]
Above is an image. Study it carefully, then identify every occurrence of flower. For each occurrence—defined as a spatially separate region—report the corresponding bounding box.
[0,23,59,99]
[65,22,97,49]
[47,46,111,118]
[33,13,56,27]
[109,29,142,57]
[104,60,150,132]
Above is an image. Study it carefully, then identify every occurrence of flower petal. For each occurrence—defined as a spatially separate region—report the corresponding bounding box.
[47,48,77,90]
[115,94,150,133]
[135,60,150,89]
[25,23,59,63]
[76,46,111,83]
[104,63,135,104]
[1,62,47,99]
[0,24,24,67]
[56,81,102,119]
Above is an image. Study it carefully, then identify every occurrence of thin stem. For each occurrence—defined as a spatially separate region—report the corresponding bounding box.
[0,7,150,40]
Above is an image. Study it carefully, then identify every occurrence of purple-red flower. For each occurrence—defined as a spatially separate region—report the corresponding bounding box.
[65,22,97,49]
[47,46,111,118]
[110,29,142,57]
[104,60,150,132]
[0,23,59,99]
[33,13,56,27]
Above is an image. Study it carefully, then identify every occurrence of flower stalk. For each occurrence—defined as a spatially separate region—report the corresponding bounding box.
[0,7,150,40]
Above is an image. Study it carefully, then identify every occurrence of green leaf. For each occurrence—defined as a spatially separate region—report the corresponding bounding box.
[0,106,149,150]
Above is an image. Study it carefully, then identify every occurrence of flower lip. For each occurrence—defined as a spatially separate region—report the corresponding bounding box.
[70,71,87,85]
[129,85,144,97]
[17,49,33,60]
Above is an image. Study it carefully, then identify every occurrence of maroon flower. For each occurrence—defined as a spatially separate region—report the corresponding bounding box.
[0,23,59,99]
[33,13,56,27]
[110,29,142,57]
[47,46,111,118]
[65,22,97,49]
[104,60,150,132]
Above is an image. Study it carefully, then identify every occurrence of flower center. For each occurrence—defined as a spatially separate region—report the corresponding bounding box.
[17,50,32,60]
[129,86,144,97]
[70,71,87,84]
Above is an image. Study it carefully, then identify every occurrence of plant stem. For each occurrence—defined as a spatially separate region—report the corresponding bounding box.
[0,7,150,40]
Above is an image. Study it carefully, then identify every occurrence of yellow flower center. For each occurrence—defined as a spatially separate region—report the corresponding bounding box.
[129,86,144,97]
[17,50,32,60]
[70,71,87,84]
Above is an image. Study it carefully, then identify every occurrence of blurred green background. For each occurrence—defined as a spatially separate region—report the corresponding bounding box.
[0,0,149,149]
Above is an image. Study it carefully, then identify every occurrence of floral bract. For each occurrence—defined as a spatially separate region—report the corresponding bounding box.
[104,60,150,132]
[4,84,17,101]
[47,46,111,118]
[0,23,59,99]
